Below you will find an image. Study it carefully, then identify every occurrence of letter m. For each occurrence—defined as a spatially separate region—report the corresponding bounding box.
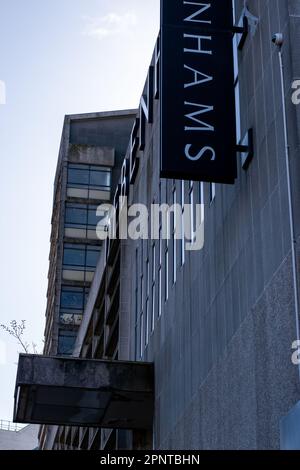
[184,101,214,131]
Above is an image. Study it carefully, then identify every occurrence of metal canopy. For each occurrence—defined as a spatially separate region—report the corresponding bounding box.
[14,355,154,430]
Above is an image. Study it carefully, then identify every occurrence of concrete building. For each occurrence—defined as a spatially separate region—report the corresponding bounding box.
[39,110,136,448]
[43,110,136,356]
[0,421,38,450]
[13,0,300,450]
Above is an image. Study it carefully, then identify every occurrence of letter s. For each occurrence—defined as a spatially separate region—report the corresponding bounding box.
[185,144,216,161]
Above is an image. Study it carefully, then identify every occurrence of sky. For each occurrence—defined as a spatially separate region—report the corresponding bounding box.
[0,0,160,422]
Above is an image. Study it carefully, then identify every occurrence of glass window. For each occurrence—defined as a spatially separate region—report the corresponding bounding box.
[63,246,85,267]
[59,286,89,326]
[61,289,84,310]
[145,258,150,346]
[68,168,89,186]
[67,164,111,191]
[173,188,177,285]
[181,181,185,266]
[189,182,194,243]
[90,170,111,189]
[65,204,99,229]
[63,244,100,270]
[87,206,98,227]
[151,243,156,332]
[199,182,205,224]
[158,267,162,317]
[165,245,169,302]
[86,248,100,268]
[158,226,162,317]
[65,205,87,226]
[58,330,77,355]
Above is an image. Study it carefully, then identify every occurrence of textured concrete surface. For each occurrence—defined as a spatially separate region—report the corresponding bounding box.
[0,425,38,450]
[124,0,300,449]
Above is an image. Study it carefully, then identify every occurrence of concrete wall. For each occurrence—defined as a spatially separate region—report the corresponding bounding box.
[124,0,300,449]
[0,425,39,450]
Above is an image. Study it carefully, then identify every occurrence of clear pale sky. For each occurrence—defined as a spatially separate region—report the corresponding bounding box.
[0,0,160,422]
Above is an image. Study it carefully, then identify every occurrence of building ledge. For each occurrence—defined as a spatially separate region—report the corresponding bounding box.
[14,355,154,430]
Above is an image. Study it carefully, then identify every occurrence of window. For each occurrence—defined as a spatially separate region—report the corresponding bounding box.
[158,227,162,318]
[189,181,194,244]
[139,241,144,358]
[145,257,150,346]
[134,248,139,360]
[60,286,89,326]
[89,168,111,189]
[61,287,85,310]
[165,189,170,302]
[67,164,111,190]
[165,243,169,302]
[67,166,89,186]
[63,246,85,267]
[172,186,177,284]
[63,244,100,270]
[65,204,87,227]
[58,330,77,355]
[181,181,185,266]
[65,204,99,228]
[199,182,205,224]
[151,243,156,332]
[86,249,99,268]
[88,206,99,227]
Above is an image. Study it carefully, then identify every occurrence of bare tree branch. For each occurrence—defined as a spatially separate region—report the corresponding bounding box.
[0,320,33,354]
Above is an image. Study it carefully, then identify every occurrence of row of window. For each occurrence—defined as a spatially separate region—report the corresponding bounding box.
[58,330,77,355]
[63,243,100,270]
[67,164,111,190]
[59,285,90,327]
[65,203,99,229]
[135,180,210,360]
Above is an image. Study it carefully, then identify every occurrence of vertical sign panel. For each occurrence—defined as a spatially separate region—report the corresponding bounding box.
[160,0,237,183]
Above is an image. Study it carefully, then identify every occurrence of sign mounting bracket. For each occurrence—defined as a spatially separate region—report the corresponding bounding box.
[236,128,254,171]
[232,16,249,50]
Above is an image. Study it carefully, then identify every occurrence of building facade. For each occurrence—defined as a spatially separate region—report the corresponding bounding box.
[43,110,136,356]
[39,110,136,449]
[14,0,300,450]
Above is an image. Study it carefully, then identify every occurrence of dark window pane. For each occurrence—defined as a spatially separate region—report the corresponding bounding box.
[58,331,77,355]
[86,249,100,268]
[65,206,87,225]
[63,248,85,266]
[87,207,98,226]
[89,170,111,188]
[61,290,84,310]
[84,290,89,305]
[68,168,89,186]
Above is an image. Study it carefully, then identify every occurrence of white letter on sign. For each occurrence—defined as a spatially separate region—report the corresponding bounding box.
[185,144,216,161]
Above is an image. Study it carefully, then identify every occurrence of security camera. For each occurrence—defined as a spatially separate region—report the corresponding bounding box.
[272,33,283,46]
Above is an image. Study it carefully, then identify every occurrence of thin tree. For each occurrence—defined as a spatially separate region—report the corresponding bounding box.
[0,320,38,354]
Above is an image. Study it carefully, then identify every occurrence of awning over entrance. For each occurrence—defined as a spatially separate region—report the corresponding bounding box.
[14,355,154,430]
